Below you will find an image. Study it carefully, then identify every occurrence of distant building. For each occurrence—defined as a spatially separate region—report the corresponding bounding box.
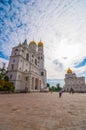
[7,39,47,92]
[63,68,86,92]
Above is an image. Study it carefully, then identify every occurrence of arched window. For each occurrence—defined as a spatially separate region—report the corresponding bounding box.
[25,77,28,81]
[10,75,12,79]
[26,53,29,61]
[22,49,24,52]
[41,56,42,59]
[18,75,20,79]
[41,72,44,76]
[32,55,34,58]
[35,59,37,65]
[15,49,18,51]
[13,59,15,63]
[11,64,14,70]
[38,56,40,60]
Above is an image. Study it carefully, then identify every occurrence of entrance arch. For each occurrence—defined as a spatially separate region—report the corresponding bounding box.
[35,78,39,90]
[32,77,35,90]
[39,80,41,90]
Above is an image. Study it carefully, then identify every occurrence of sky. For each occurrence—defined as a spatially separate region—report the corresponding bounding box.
[0,0,86,87]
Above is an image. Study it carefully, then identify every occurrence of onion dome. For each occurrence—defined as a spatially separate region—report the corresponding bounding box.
[29,40,36,45]
[67,68,72,74]
[38,40,43,47]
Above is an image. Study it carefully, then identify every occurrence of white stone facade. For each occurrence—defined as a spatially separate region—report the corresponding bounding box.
[63,68,86,92]
[7,40,47,92]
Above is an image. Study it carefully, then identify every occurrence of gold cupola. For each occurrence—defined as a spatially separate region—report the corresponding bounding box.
[38,40,43,47]
[29,40,36,45]
[67,68,72,74]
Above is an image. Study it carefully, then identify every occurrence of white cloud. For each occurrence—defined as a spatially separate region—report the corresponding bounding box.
[0,0,86,85]
[0,58,9,69]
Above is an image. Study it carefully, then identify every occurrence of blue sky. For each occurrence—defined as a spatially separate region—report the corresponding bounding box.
[74,58,86,68]
[0,0,86,87]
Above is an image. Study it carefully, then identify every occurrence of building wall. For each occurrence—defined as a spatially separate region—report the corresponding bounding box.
[64,73,86,92]
[7,40,47,92]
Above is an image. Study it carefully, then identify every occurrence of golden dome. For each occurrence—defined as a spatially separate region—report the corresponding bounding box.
[67,68,72,74]
[29,40,36,45]
[38,40,43,46]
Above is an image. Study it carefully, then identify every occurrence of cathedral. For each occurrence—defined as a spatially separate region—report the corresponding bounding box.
[7,39,47,92]
[63,68,86,92]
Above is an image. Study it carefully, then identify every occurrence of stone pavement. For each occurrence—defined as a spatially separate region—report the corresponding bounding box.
[0,92,86,130]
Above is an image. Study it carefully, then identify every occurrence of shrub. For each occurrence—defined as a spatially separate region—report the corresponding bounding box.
[4,76,9,81]
[0,79,4,87]
[0,79,15,92]
[3,81,15,92]
[0,85,3,91]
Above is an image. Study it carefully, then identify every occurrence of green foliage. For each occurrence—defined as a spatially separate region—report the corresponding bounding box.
[0,68,6,79]
[50,86,57,92]
[49,83,62,92]
[0,67,15,92]
[47,83,50,88]
[4,81,15,92]
[0,85,3,90]
[0,79,15,92]
[4,76,9,81]
[0,79,4,86]
[56,83,62,91]
[0,74,3,80]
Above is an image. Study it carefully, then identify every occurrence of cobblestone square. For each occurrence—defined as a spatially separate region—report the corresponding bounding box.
[0,92,86,130]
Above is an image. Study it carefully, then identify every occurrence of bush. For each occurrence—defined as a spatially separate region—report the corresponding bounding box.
[0,74,3,80]
[4,76,9,81]
[3,81,15,92]
[0,80,4,87]
[0,67,15,93]
[0,85,3,91]
[0,79,15,92]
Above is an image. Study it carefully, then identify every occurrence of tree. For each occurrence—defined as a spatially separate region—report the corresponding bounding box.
[0,67,15,92]
[56,83,62,91]
[0,79,4,87]
[3,81,15,92]
[47,83,50,88]
[0,74,3,80]
[0,67,7,79]
[0,79,15,92]
[4,76,9,81]
[0,67,9,81]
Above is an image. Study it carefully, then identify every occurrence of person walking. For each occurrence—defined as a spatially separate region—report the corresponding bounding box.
[59,90,62,98]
